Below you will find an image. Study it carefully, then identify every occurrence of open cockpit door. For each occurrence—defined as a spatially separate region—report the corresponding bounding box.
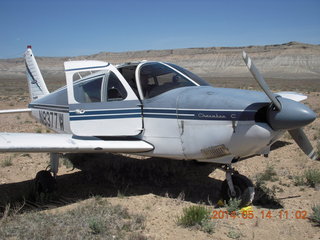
[64,61,142,137]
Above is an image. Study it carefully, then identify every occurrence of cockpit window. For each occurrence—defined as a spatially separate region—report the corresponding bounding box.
[106,72,127,101]
[167,63,210,86]
[73,72,127,103]
[74,76,103,103]
[139,63,195,99]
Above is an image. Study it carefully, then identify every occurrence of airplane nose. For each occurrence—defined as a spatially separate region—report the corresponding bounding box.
[267,97,317,130]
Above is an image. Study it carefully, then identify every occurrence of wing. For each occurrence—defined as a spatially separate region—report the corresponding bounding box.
[0,133,153,153]
[0,108,31,114]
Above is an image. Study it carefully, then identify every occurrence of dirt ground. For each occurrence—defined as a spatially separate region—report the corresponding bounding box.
[0,84,319,239]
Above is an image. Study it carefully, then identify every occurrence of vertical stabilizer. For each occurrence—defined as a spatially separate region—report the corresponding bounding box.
[25,46,49,101]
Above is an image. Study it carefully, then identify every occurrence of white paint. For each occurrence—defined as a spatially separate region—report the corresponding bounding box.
[276,91,308,102]
[0,108,31,114]
[0,133,153,153]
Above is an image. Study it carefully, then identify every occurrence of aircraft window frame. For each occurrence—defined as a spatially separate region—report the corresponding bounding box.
[72,70,100,81]
[105,71,128,101]
[117,65,139,97]
[73,71,128,103]
[166,63,210,86]
[136,62,197,99]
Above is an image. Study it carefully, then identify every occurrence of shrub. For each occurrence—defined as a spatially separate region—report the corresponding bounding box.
[200,218,216,234]
[256,165,278,183]
[88,218,104,234]
[225,198,241,214]
[253,181,283,208]
[177,205,215,233]
[309,204,320,226]
[62,156,73,169]
[304,169,320,187]
[1,157,12,167]
[227,230,241,239]
[293,175,306,186]
[177,205,209,227]
[0,197,146,239]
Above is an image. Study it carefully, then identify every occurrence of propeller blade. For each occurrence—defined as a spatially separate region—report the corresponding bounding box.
[242,51,282,110]
[289,128,319,160]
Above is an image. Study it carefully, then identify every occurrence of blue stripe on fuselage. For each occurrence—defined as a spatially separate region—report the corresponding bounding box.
[69,108,141,116]
[70,114,141,121]
[69,108,256,121]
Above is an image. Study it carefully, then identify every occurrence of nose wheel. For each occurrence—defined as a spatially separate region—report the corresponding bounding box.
[220,165,255,207]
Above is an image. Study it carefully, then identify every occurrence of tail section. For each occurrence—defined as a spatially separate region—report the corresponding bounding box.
[24,46,49,101]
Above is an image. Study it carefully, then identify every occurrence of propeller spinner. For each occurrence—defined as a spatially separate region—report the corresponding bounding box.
[242,51,318,161]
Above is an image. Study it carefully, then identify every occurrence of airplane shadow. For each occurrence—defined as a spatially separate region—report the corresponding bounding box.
[0,152,284,214]
[270,140,292,151]
[0,154,222,213]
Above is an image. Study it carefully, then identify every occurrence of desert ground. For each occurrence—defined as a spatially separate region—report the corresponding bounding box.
[0,43,319,239]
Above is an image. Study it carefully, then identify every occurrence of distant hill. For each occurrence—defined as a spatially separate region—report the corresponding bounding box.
[1,42,320,80]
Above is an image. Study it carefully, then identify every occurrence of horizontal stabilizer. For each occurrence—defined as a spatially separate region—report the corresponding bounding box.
[276,92,307,102]
[0,133,153,153]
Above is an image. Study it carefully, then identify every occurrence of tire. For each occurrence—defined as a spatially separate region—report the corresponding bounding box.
[221,174,255,207]
[34,170,56,194]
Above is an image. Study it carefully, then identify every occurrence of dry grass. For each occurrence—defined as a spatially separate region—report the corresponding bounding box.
[0,157,13,168]
[292,169,320,188]
[0,197,146,239]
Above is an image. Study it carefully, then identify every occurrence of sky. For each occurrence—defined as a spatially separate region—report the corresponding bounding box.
[0,0,319,58]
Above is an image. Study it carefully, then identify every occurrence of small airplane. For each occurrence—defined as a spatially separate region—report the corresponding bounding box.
[0,46,318,206]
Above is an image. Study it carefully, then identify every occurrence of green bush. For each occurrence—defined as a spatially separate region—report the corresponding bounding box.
[256,165,278,183]
[225,198,241,214]
[304,169,320,187]
[309,204,320,226]
[291,169,320,188]
[177,205,215,233]
[177,205,209,227]
[88,218,104,234]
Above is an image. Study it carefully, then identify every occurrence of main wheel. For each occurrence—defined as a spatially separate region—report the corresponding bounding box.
[221,174,255,207]
[34,170,56,194]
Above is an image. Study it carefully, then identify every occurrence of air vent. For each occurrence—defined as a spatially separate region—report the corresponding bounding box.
[201,144,230,159]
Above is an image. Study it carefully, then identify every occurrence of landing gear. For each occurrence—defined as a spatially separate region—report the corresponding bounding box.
[34,170,56,194]
[220,165,255,207]
[49,153,59,178]
[33,153,59,197]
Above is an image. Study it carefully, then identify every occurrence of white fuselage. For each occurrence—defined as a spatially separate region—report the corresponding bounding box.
[30,98,283,165]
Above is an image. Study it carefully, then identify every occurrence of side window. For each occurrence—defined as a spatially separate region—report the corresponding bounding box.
[106,72,127,101]
[74,77,103,103]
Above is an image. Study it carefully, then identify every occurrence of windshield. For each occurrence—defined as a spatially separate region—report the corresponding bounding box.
[139,62,196,99]
[167,63,210,86]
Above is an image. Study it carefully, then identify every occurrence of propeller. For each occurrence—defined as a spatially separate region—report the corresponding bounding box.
[289,128,318,160]
[242,51,281,110]
[242,51,318,161]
